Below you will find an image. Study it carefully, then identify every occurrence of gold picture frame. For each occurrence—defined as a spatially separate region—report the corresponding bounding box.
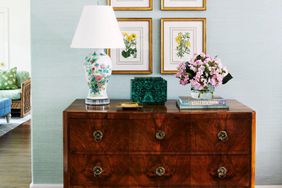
[108,0,153,11]
[109,18,152,75]
[161,18,206,74]
[161,0,206,11]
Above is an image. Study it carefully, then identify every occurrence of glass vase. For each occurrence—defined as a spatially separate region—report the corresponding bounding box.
[190,85,215,100]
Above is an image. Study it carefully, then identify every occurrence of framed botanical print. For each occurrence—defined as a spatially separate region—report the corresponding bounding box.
[161,0,206,11]
[109,18,152,74]
[108,0,153,11]
[161,18,206,74]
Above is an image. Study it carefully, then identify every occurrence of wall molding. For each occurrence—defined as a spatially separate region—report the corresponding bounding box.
[0,7,9,69]
[29,184,63,188]
[29,184,282,188]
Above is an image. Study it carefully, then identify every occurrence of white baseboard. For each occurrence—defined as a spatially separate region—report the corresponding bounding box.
[29,184,63,188]
[29,184,281,188]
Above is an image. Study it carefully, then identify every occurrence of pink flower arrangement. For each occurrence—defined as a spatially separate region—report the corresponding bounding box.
[176,53,232,91]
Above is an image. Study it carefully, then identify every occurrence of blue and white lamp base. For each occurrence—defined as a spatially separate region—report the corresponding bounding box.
[84,49,112,105]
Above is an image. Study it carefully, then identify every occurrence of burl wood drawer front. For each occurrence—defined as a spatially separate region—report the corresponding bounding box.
[69,119,130,153]
[191,155,250,187]
[129,115,189,152]
[69,116,189,153]
[69,154,191,187]
[191,117,251,153]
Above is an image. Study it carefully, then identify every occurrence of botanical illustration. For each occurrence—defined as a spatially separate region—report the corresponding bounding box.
[175,32,191,58]
[121,32,137,59]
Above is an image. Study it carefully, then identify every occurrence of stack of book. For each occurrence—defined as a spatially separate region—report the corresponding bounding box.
[177,96,229,110]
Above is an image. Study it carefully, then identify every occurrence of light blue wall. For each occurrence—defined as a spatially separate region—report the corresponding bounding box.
[31,0,282,184]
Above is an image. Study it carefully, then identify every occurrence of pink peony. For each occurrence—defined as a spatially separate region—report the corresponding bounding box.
[191,80,203,90]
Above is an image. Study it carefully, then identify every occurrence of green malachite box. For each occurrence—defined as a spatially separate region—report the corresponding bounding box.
[131,77,167,104]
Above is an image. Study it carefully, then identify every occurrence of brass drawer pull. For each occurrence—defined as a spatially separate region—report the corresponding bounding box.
[156,130,166,140]
[93,130,103,142]
[217,167,227,178]
[156,166,166,177]
[217,131,228,142]
[93,166,103,177]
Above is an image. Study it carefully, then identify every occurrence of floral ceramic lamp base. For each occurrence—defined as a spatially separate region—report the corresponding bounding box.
[84,49,112,105]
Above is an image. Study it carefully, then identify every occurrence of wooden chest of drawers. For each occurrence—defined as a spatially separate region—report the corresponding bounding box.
[64,99,256,188]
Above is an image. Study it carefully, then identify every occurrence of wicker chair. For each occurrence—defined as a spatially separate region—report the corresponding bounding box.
[11,78,31,117]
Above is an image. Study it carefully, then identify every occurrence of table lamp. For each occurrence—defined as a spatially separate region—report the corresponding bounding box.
[71,5,125,105]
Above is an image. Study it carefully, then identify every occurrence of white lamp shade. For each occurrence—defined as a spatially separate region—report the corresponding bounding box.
[71,6,125,49]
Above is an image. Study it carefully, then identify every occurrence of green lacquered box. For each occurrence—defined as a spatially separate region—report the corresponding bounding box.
[131,77,167,104]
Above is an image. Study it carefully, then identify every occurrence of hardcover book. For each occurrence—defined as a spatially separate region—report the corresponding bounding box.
[178,96,227,106]
[177,96,229,110]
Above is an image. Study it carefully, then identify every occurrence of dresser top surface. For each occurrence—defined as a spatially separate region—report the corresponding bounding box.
[64,99,254,114]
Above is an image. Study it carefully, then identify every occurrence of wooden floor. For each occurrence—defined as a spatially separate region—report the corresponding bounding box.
[0,120,31,188]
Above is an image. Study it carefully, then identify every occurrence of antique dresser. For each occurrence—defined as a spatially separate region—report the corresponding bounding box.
[63,99,256,188]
